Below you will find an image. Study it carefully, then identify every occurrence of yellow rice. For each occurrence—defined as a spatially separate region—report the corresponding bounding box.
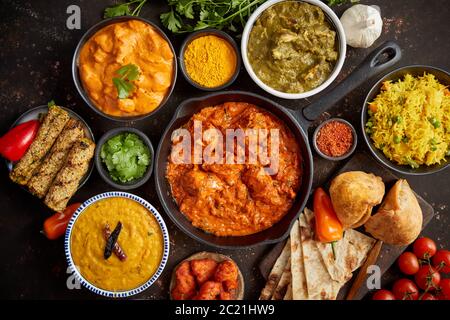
[367,73,450,167]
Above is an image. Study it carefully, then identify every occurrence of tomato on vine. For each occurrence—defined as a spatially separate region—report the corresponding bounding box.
[398,252,420,275]
[432,250,450,273]
[392,279,419,300]
[415,265,440,291]
[413,237,437,260]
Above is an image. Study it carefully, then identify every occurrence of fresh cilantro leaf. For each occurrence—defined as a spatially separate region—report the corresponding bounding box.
[103,0,147,19]
[194,20,210,31]
[161,0,267,34]
[199,9,209,21]
[47,100,56,107]
[104,3,130,18]
[116,63,140,81]
[113,78,134,99]
[160,10,182,33]
[112,63,140,99]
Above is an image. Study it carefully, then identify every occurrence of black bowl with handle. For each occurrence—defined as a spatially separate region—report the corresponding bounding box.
[155,41,402,248]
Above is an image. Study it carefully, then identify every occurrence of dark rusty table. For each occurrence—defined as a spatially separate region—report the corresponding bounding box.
[0,0,448,299]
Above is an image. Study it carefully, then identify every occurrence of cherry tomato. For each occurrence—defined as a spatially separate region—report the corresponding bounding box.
[413,237,437,260]
[392,279,419,300]
[414,265,440,290]
[372,289,396,300]
[432,250,450,274]
[440,278,450,298]
[398,252,420,275]
[420,292,436,300]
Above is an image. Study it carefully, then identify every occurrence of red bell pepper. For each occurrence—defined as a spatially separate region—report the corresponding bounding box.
[42,203,81,240]
[0,120,40,162]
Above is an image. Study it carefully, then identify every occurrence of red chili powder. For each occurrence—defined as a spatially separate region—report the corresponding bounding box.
[316,121,353,157]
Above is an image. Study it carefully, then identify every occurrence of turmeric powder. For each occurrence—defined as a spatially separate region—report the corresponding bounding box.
[183,35,237,88]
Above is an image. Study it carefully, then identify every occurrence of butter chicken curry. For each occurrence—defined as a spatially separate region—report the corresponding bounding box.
[166,102,302,236]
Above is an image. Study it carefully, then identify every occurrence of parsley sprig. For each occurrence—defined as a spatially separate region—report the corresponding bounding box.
[104,0,148,18]
[103,1,357,34]
[112,64,140,99]
[160,0,266,34]
[160,0,357,34]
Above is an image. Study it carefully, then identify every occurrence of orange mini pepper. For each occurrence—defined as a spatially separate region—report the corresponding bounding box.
[313,187,343,243]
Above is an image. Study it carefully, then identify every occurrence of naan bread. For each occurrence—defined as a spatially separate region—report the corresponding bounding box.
[365,179,422,245]
[290,218,308,300]
[259,239,291,300]
[271,257,291,300]
[330,171,385,229]
[316,229,376,283]
[301,209,342,300]
[283,284,293,300]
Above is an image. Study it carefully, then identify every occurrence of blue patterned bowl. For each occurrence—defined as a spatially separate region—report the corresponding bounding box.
[64,191,170,298]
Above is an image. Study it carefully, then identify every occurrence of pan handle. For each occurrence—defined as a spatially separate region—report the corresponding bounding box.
[302,41,402,122]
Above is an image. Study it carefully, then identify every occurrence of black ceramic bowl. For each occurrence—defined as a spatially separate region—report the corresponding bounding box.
[72,16,177,122]
[179,29,241,91]
[312,118,357,161]
[95,127,154,190]
[361,65,450,175]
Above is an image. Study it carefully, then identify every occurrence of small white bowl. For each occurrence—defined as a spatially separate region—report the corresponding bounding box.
[241,0,346,100]
[64,192,170,298]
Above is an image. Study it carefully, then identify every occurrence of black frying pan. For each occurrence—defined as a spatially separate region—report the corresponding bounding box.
[361,65,450,175]
[155,41,401,248]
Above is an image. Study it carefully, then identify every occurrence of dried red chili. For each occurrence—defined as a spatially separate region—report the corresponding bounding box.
[316,121,353,157]
[103,223,127,261]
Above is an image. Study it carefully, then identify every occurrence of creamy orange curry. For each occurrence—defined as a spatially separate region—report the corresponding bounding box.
[79,20,174,117]
[166,102,302,236]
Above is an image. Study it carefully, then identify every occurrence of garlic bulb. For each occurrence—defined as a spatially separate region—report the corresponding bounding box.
[340,4,383,48]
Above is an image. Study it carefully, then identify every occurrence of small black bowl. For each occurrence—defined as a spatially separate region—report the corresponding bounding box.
[95,128,154,190]
[179,29,241,91]
[313,118,358,161]
[72,16,177,122]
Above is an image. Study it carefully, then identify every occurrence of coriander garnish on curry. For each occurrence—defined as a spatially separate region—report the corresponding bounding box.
[70,197,164,292]
[247,1,338,93]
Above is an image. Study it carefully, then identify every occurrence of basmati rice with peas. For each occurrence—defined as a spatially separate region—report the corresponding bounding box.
[366,73,450,168]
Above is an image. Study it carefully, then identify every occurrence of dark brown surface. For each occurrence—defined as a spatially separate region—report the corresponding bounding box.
[0,0,449,299]
[259,152,435,300]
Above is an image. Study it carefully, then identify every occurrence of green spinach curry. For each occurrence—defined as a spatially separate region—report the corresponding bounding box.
[247,1,338,93]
